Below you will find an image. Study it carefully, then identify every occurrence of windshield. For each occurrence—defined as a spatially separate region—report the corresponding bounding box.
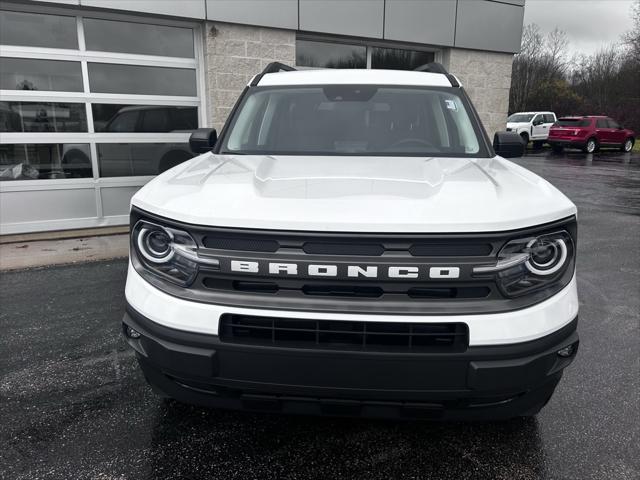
[555,118,590,127]
[507,113,534,123]
[220,85,486,157]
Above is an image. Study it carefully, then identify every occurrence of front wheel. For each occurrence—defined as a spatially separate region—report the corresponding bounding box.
[583,138,597,153]
[520,133,529,147]
[621,137,634,152]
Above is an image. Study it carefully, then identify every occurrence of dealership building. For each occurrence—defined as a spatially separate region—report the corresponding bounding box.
[0,0,524,234]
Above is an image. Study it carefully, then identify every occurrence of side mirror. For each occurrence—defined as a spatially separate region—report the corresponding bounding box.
[189,128,217,153]
[493,131,525,158]
[533,120,542,126]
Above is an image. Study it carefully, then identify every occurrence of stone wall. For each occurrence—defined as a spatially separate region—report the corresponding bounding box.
[205,22,295,131]
[443,48,514,140]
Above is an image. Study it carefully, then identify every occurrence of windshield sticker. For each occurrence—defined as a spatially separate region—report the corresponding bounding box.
[445,99,458,111]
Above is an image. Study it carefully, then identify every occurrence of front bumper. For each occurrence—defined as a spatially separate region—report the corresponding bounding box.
[123,304,578,420]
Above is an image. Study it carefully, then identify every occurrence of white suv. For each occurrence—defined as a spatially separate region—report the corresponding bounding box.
[507,111,557,147]
[123,63,579,420]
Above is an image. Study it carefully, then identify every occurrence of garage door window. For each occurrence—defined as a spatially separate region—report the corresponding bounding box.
[0,8,203,182]
[92,105,198,133]
[87,63,197,96]
[0,58,83,91]
[0,144,91,180]
[0,10,77,49]
[1,102,87,132]
[83,17,194,58]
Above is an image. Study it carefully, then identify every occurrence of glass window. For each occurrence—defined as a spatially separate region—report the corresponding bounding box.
[556,118,590,127]
[0,143,91,180]
[88,63,196,96]
[84,18,194,58]
[97,143,195,177]
[0,101,87,132]
[296,40,366,69]
[371,47,435,70]
[0,10,78,49]
[508,113,534,123]
[607,118,620,129]
[0,57,83,91]
[596,119,608,128]
[543,114,555,123]
[92,105,198,132]
[222,85,484,157]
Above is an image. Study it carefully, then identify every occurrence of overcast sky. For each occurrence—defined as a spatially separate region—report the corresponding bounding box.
[523,0,635,56]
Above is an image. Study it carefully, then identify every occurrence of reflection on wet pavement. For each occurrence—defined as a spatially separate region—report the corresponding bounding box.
[1,152,638,479]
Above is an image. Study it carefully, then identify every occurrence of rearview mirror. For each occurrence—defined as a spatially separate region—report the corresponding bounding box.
[189,128,217,153]
[493,131,525,158]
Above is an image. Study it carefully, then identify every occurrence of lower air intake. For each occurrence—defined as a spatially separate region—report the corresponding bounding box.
[219,314,468,353]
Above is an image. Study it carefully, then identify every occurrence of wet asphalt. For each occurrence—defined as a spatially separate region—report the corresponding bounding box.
[1,149,639,480]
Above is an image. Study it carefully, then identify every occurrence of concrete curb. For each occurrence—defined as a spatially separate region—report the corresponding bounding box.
[0,226,129,245]
[0,234,129,271]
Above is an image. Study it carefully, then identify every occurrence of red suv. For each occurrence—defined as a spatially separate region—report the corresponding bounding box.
[548,116,635,153]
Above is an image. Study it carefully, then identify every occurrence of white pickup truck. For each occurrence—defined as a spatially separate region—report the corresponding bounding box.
[123,63,579,421]
[507,111,557,148]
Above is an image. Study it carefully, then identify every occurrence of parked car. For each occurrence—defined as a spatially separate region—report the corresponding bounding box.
[122,62,579,421]
[506,111,557,148]
[61,106,198,178]
[548,116,635,153]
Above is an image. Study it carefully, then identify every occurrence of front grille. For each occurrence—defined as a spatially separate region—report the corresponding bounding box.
[203,232,492,257]
[202,277,492,300]
[219,314,469,353]
[131,207,577,315]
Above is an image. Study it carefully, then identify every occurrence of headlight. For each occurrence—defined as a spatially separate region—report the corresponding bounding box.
[132,220,206,286]
[474,230,575,298]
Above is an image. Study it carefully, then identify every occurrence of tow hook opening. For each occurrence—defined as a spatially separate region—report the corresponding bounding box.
[557,341,578,358]
[125,325,142,339]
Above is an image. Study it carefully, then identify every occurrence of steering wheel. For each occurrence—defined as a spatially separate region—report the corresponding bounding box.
[387,138,434,149]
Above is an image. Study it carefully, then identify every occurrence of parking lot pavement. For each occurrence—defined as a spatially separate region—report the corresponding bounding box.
[1,151,638,480]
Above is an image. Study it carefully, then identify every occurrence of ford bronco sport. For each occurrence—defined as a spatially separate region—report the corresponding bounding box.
[123,63,579,420]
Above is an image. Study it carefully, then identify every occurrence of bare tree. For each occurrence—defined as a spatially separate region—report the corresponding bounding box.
[509,13,639,131]
[572,46,622,112]
[509,24,570,113]
[622,0,640,60]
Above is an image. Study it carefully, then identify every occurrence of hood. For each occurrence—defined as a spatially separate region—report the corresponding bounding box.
[132,154,576,233]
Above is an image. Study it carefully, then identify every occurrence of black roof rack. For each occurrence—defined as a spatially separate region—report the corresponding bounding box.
[250,62,296,86]
[414,62,460,88]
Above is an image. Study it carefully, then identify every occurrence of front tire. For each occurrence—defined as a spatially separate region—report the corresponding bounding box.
[583,137,597,153]
[621,137,634,152]
[520,132,530,148]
